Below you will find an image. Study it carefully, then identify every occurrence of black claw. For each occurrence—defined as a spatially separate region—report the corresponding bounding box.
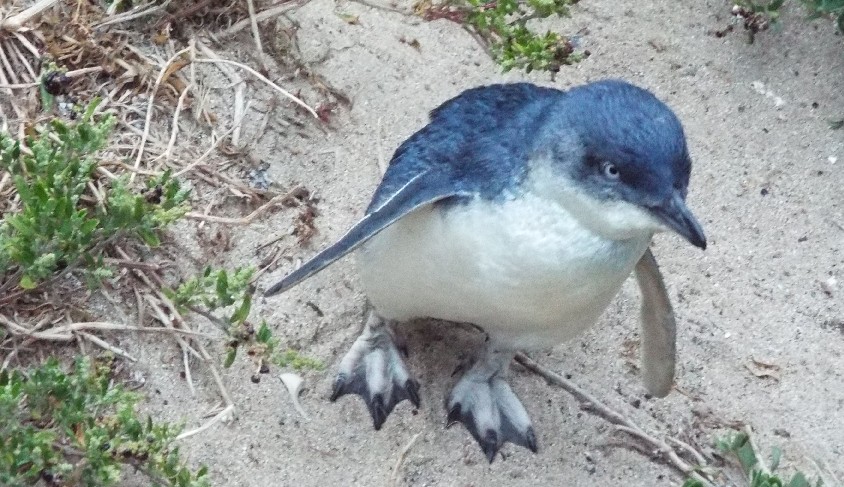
[446,404,462,428]
[332,372,421,431]
[405,379,421,407]
[481,429,499,463]
[369,393,388,430]
[525,428,538,453]
[330,374,348,402]
[446,384,536,460]
[447,404,504,462]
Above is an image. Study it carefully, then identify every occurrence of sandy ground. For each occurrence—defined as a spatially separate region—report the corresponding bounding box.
[123,0,844,485]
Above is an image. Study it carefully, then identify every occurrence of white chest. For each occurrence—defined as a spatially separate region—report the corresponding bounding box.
[357,194,651,349]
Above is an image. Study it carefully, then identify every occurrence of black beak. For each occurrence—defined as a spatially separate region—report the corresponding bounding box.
[650,193,707,250]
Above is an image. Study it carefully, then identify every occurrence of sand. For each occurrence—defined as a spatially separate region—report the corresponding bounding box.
[126,1,843,485]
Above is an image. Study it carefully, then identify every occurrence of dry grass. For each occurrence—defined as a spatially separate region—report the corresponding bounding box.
[0,0,332,437]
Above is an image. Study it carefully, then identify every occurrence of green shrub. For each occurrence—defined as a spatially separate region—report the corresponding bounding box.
[164,267,323,372]
[734,0,844,33]
[0,356,209,486]
[416,0,587,72]
[0,101,190,293]
[682,431,824,487]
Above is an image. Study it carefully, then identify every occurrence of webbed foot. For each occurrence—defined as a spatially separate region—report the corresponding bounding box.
[446,348,536,462]
[331,311,420,429]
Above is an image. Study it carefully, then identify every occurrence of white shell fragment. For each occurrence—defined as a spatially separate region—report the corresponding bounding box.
[280,373,309,420]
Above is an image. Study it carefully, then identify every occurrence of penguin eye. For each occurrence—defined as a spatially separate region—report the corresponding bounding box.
[601,161,620,180]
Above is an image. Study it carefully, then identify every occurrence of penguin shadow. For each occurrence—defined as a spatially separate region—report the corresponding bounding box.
[392,318,488,423]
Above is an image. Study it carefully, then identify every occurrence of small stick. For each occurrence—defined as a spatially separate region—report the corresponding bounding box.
[0,0,60,32]
[615,425,701,477]
[347,0,407,14]
[194,43,246,147]
[515,353,715,487]
[1,344,21,371]
[13,32,40,59]
[217,2,308,39]
[133,285,146,329]
[182,346,196,396]
[95,165,119,181]
[79,331,138,361]
[132,46,192,184]
[0,171,10,195]
[0,46,25,119]
[158,299,233,408]
[194,164,265,199]
[165,82,192,160]
[102,258,162,272]
[44,322,208,338]
[253,246,286,281]
[8,40,36,81]
[144,296,203,361]
[140,275,234,409]
[66,66,104,78]
[76,333,86,355]
[231,88,247,148]
[245,0,267,73]
[0,317,211,341]
[185,305,229,332]
[192,55,319,119]
[390,432,422,487]
[245,103,272,147]
[175,404,235,440]
[462,25,494,59]
[184,185,305,225]
[144,295,200,399]
[257,234,286,252]
[667,436,709,467]
[93,0,172,29]
[171,125,235,178]
[0,80,37,90]
[100,159,162,176]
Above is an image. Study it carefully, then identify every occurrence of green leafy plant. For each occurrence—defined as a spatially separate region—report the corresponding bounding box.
[0,100,190,294]
[164,267,322,373]
[733,0,844,35]
[682,431,824,487]
[416,0,587,72]
[256,322,324,371]
[165,266,256,325]
[0,355,209,486]
[803,0,844,31]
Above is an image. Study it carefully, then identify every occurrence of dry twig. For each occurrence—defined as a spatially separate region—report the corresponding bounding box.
[245,0,267,73]
[132,46,192,183]
[176,404,236,440]
[217,1,308,39]
[193,42,246,147]
[515,353,715,486]
[184,184,305,225]
[171,124,236,178]
[164,82,193,160]
[93,0,172,29]
[121,255,235,432]
[0,0,60,32]
[347,0,408,14]
[79,331,137,361]
[192,47,319,119]
[0,317,211,341]
[390,432,422,487]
